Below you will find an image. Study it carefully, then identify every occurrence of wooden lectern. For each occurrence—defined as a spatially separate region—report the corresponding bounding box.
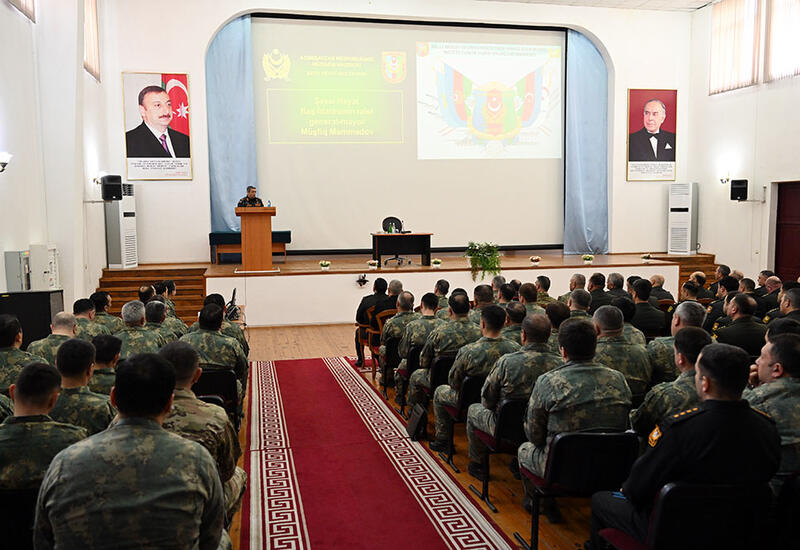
[235,207,277,272]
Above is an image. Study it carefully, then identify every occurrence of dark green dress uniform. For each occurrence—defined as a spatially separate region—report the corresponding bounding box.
[762,289,780,313]
[237,196,263,207]
[588,289,612,315]
[703,299,725,333]
[763,307,782,324]
[650,286,675,302]
[710,314,732,336]
[631,303,666,338]
[714,316,768,357]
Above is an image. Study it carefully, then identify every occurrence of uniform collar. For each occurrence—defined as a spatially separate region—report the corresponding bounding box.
[2,414,53,425]
[701,399,749,411]
[172,387,196,400]
[61,386,91,394]
[113,417,163,430]
[522,342,553,352]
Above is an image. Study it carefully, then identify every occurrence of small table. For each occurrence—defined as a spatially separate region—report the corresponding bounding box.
[371,233,432,266]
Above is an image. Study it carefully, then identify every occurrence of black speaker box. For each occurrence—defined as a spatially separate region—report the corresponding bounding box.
[0,290,64,350]
[101,175,123,201]
[731,179,748,201]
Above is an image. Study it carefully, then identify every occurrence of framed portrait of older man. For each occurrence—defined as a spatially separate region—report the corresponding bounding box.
[627,89,677,182]
[122,72,192,180]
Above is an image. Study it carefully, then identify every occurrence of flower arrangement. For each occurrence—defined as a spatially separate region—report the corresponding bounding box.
[582,254,594,264]
[367,259,379,270]
[641,253,652,263]
[465,241,501,282]
[319,260,331,270]
[431,258,442,268]
[529,255,541,266]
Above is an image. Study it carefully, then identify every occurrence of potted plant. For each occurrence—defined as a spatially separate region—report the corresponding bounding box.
[529,255,541,267]
[582,254,594,265]
[319,260,331,271]
[641,253,652,264]
[431,258,442,268]
[464,241,501,282]
[367,259,379,270]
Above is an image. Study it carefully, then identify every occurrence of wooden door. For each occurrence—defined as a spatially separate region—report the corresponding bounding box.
[775,182,800,282]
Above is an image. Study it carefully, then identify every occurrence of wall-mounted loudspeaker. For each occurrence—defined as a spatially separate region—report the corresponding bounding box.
[730,179,748,201]
[100,175,123,201]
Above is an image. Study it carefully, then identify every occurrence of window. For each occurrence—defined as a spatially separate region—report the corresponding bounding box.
[9,0,35,22]
[765,0,800,81]
[83,0,101,80]
[709,0,761,94]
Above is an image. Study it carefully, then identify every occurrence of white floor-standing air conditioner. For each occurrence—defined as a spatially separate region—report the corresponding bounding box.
[104,183,138,268]
[667,182,698,255]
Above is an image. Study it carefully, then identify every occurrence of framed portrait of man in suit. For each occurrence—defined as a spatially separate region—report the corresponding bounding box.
[122,72,192,180]
[627,89,677,182]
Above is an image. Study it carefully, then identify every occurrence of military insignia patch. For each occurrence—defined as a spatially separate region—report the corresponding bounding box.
[648,425,662,447]
[382,51,407,84]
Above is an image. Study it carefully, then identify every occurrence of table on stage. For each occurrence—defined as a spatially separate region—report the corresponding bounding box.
[371,232,432,266]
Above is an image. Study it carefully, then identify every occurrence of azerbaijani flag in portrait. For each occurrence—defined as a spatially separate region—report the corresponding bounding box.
[161,73,190,136]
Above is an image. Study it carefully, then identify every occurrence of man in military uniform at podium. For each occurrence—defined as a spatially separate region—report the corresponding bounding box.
[237,186,263,207]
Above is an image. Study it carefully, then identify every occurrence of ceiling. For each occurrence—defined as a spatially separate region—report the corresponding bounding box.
[484,0,711,12]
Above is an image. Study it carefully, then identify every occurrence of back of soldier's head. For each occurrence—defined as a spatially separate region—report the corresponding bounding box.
[627,275,641,289]
[491,275,506,290]
[719,276,739,293]
[505,301,526,324]
[607,273,624,289]
[451,288,468,298]
[145,300,166,323]
[373,278,388,294]
[388,279,403,296]
[397,291,414,312]
[199,304,224,331]
[510,279,522,293]
[121,301,145,326]
[114,353,175,417]
[767,319,800,341]
[159,341,200,384]
[536,276,551,291]
[203,293,226,308]
[593,305,623,332]
[90,291,110,312]
[558,319,596,361]
[56,339,96,378]
[163,280,176,294]
[92,335,122,364]
[499,283,516,302]
[138,285,155,303]
[673,327,712,365]
[570,289,592,310]
[152,281,167,295]
[13,363,61,407]
[449,293,470,315]
[435,279,450,295]
[732,293,757,316]
[692,272,707,286]
[481,305,506,332]
[717,264,731,277]
[633,279,652,300]
[769,334,800,378]
[572,273,586,288]
[785,288,800,310]
[73,298,94,316]
[519,283,538,303]
[674,301,707,327]
[523,314,552,344]
[474,284,493,304]
[52,312,77,332]
[589,273,606,288]
[696,343,750,399]
[740,278,756,293]
[0,314,21,348]
[149,294,166,305]
[421,292,439,311]
[545,301,570,329]
[681,281,699,298]
[611,297,636,322]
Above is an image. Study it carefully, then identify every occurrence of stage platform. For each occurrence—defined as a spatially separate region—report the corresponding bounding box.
[98,251,716,327]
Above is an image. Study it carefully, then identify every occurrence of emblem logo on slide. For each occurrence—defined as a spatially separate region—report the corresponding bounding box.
[382,51,407,84]
[263,49,291,81]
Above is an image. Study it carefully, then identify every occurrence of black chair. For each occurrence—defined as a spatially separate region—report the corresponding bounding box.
[513,430,639,550]
[630,392,646,409]
[421,354,456,401]
[599,482,775,550]
[776,472,800,548]
[395,344,423,418]
[437,374,487,473]
[198,395,225,408]
[0,487,39,550]
[468,398,527,512]
[381,216,409,265]
[193,367,240,431]
[380,337,401,399]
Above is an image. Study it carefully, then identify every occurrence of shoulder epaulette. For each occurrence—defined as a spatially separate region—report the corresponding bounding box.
[667,406,703,424]
[750,406,775,423]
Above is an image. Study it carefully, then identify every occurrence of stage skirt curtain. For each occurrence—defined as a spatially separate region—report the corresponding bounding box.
[564,30,609,255]
[207,15,258,232]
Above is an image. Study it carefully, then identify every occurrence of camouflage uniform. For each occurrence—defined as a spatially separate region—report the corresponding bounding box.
[557,291,571,303]
[34,417,225,550]
[49,386,115,435]
[525,303,546,315]
[145,321,178,344]
[536,291,556,309]
[0,415,86,490]
[466,342,561,461]
[89,367,115,395]
[500,323,523,345]
[569,310,591,319]
[744,377,800,475]
[468,305,491,326]
[378,311,420,384]
[0,347,46,395]
[165,298,177,318]
[594,335,652,396]
[394,315,443,406]
[647,336,678,386]
[75,317,110,341]
[0,394,13,422]
[163,388,247,523]
[93,311,124,334]
[437,295,449,309]
[189,320,248,356]
[432,337,520,442]
[164,315,189,339]
[26,334,72,367]
[629,369,700,437]
[435,308,451,321]
[518,360,632,476]
[180,329,249,389]
[115,325,167,358]
[623,323,647,347]
[546,329,560,355]
[408,318,481,408]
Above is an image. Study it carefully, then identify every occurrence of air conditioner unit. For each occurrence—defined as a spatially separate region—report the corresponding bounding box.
[667,182,698,255]
[105,183,138,268]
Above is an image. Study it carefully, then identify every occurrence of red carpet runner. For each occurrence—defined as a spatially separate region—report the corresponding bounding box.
[240,357,513,549]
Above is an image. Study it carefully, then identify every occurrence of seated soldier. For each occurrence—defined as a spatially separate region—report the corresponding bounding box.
[152,281,173,316]
[469,284,496,325]
[593,305,652,396]
[589,344,780,548]
[73,298,110,341]
[89,291,124,333]
[180,304,248,394]
[755,270,775,297]
[378,291,420,386]
[631,279,666,338]
[189,294,248,356]
[491,275,506,302]
[690,270,715,300]
[395,293,444,406]
[436,288,468,320]
[630,327,711,437]
[777,288,800,324]
[535,276,556,308]
[611,297,647,347]
[26,312,77,366]
[49,339,115,435]
[519,283,545,315]
[0,363,86,490]
[34,353,226,549]
[647,301,707,386]
[466,314,561,480]
[766,318,800,340]
[160,342,247,525]
[497,283,516,307]
[0,314,46,395]
[89,334,122,395]
[606,273,628,298]
[149,294,188,340]
[558,273,585,303]
[709,264,732,297]
[500,301,526,345]
[714,293,767,357]
[0,393,11,423]
[568,289,592,319]
[355,278,388,365]
[144,300,178,344]
[138,284,155,303]
[545,301,571,353]
[649,274,675,302]
[115,300,167,358]
[587,273,612,315]
[430,305,520,453]
[739,277,768,319]
[434,279,450,310]
[744,333,800,489]
[372,279,403,329]
[409,293,482,409]
[703,275,739,332]
[663,280,701,329]
[761,276,783,319]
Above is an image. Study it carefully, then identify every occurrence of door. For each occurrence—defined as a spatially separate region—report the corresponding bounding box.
[775,182,800,282]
